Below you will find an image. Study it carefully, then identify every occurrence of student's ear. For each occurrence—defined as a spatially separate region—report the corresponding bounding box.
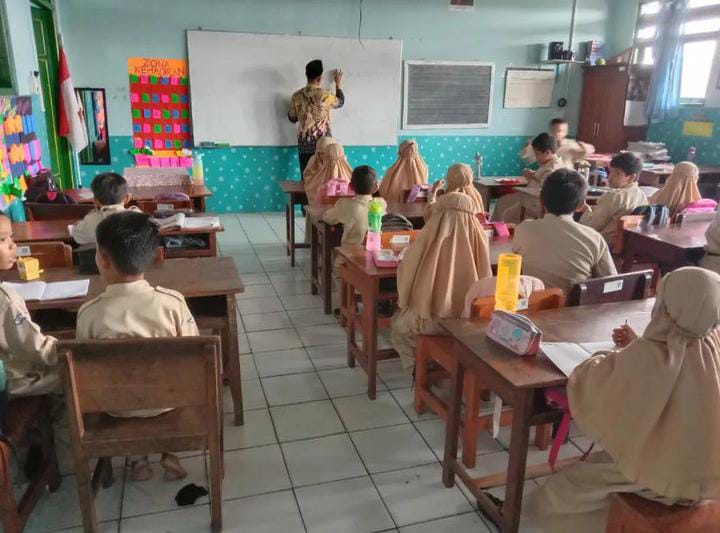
[123,193,132,206]
[95,248,113,271]
[574,200,587,213]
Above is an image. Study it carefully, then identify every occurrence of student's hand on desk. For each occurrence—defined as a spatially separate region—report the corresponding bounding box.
[523,169,536,180]
[612,325,637,348]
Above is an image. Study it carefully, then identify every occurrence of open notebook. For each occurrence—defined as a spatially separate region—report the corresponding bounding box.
[152,213,220,230]
[3,279,90,301]
[540,341,617,377]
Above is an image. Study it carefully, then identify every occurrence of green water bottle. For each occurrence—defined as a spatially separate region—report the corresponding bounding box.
[366,199,385,252]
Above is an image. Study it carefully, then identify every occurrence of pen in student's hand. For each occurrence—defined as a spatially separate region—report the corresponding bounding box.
[624,319,628,326]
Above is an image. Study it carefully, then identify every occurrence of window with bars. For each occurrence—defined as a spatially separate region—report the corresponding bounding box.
[0,2,15,92]
[634,0,720,103]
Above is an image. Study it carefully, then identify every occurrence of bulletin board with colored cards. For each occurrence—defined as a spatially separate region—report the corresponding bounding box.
[128,58,192,151]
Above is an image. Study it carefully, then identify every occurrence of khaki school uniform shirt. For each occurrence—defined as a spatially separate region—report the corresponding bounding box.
[0,285,58,396]
[579,183,647,244]
[521,139,592,169]
[76,279,199,417]
[323,195,382,247]
[70,204,141,245]
[513,213,617,293]
[529,155,566,190]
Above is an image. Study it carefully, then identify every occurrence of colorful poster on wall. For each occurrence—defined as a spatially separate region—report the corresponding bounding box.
[0,96,37,210]
[128,57,192,151]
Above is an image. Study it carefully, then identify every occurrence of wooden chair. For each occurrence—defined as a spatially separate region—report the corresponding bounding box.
[613,215,646,256]
[132,199,193,214]
[614,215,661,290]
[58,336,223,532]
[318,194,355,205]
[414,288,566,468]
[0,395,61,533]
[24,203,94,221]
[19,241,73,268]
[567,270,653,307]
[606,493,720,533]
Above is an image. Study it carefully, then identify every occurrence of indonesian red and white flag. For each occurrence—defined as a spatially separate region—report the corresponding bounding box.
[58,46,88,152]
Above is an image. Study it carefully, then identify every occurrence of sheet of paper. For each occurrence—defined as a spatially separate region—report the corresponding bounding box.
[578,342,616,355]
[40,279,90,301]
[3,281,46,301]
[540,342,596,377]
[183,216,220,229]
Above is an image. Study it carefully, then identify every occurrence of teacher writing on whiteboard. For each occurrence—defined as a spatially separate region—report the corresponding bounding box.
[288,59,345,177]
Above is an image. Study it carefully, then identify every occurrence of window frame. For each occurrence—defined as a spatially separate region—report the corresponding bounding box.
[0,0,17,95]
[633,0,720,104]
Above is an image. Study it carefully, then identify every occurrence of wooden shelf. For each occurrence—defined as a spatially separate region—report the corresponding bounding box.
[540,60,585,65]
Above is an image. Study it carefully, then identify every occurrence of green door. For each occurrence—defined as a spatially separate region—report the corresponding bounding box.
[31,3,75,189]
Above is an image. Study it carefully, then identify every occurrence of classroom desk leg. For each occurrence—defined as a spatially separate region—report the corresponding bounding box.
[442,356,464,488]
[362,281,379,400]
[502,390,534,533]
[285,200,291,257]
[621,235,637,273]
[322,230,333,315]
[225,295,244,426]
[310,220,319,295]
[198,197,206,212]
[346,273,357,368]
[288,196,297,267]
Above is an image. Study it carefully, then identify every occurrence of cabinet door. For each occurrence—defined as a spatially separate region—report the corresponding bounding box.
[595,71,629,152]
[577,72,602,143]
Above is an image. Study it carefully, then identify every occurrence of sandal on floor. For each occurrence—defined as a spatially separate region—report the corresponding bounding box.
[130,457,154,482]
[160,453,188,481]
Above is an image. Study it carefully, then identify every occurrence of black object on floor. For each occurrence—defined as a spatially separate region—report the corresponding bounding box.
[175,483,209,506]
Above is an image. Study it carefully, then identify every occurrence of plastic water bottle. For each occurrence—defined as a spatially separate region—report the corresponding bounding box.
[495,253,522,312]
[474,152,483,182]
[192,153,205,185]
[687,147,697,163]
[366,199,384,252]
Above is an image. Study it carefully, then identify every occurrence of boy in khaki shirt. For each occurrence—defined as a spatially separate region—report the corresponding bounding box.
[513,169,617,293]
[521,118,595,169]
[495,133,566,223]
[76,211,198,482]
[70,172,140,245]
[579,152,647,245]
[0,214,58,397]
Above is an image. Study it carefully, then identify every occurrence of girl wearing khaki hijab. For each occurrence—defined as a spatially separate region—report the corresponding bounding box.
[302,136,337,181]
[649,161,702,218]
[425,163,485,222]
[379,140,428,203]
[303,142,353,206]
[528,267,720,533]
[700,208,720,274]
[391,192,492,372]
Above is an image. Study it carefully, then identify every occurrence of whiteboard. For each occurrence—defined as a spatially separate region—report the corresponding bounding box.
[186,30,402,147]
[503,69,555,109]
[402,61,494,129]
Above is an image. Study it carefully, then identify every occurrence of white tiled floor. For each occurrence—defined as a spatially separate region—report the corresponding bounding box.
[23,212,590,533]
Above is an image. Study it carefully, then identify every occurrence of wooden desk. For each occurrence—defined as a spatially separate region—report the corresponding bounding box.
[640,165,720,199]
[513,186,608,221]
[12,218,224,259]
[306,202,426,314]
[279,180,310,267]
[66,184,213,212]
[621,220,708,273]
[440,299,654,533]
[337,238,513,399]
[0,257,245,425]
[473,177,527,211]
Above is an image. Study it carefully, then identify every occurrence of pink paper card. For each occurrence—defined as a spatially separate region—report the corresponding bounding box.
[133,137,144,149]
[161,94,170,104]
[173,123,181,134]
[152,109,161,119]
[140,75,149,84]
[142,124,151,134]
[160,157,171,167]
[170,76,179,86]
[179,157,193,168]
[23,143,31,163]
[130,93,140,103]
[149,156,161,168]
[169,157,179,167]
[134,154,151,166]
[154,139,163,149]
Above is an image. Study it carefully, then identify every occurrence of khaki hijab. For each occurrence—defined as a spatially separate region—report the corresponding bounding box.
[379,140,428,203]
[303,136,337,180]
[445,163,485,213]
[398,192,492,320]
[649,161,702,218]
[569,267,720,501]
[304,143,353,205]
[705,208,720,255]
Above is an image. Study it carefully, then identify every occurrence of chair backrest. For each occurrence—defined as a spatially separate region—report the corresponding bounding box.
[18,241,73,268]
[567,270,653,306]
[470,288,566,319]
[24,202,94,221]
[58,336,220,432]
[132,199,193,214]
[380,230,420,249]
[318,194,354,205]
[614,215,645,254]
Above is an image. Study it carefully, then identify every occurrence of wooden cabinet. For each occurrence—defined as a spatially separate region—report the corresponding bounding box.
[578,65,650,153]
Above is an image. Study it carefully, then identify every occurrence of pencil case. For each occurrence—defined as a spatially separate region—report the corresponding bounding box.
[486,309,542,356]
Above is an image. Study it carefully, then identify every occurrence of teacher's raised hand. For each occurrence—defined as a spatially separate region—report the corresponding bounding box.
[334,69,343,88]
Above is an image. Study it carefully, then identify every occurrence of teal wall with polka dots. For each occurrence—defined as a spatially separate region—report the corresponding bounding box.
[647,108,720,166]
[81,135,528,212]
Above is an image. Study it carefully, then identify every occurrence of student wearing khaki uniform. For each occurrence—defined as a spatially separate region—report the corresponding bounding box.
[520,118,595,169]
[0,214,58,396]
[495,133,566,223]
[70,172,140,245]
[579,152,648,244]
[391,192,492,372]
[75,211,198,483]
[425,163,484,222]
[513,169,616,294]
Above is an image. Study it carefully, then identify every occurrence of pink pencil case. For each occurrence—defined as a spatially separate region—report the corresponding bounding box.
[486,310,542,356]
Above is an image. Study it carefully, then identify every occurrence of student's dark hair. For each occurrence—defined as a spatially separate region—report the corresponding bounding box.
[549,118,568,126]
[531,132,557,154]
[610,152,643,177]
[540,169,588,216]
[96,211,160,275]
[91,172,128,205]
[351,165,377,195]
